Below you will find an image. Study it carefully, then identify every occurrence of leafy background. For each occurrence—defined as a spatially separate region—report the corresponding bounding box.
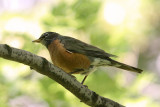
[0,0,160,107]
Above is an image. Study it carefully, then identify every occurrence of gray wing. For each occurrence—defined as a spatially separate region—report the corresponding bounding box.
[59,36,117,59]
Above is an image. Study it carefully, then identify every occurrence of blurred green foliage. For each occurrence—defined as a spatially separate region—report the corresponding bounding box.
[0,0,160,107]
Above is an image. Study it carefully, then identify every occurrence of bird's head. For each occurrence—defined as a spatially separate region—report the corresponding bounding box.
[32,32,59,47]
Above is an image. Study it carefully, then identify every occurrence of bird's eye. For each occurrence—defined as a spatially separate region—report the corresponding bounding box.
[40,33,49,39]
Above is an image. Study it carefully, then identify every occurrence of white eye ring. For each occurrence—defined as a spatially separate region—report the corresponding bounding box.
[44,33,49,37]
[45,33,49,36]
[42,33,49,38]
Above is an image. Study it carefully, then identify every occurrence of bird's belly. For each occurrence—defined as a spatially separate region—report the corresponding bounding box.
[52,52,91,73]
[48,40,91,74]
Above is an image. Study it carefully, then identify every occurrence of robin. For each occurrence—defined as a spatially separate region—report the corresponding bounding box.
[32,32,143,84]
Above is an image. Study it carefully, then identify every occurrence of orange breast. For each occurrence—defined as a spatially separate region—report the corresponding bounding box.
[47,40,91,74]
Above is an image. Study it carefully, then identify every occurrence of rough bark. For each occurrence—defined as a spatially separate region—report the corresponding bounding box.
[0,44,125,107]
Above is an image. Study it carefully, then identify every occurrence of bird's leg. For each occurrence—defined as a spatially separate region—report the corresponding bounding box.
[81,75,88,85]
[79,75,88,102]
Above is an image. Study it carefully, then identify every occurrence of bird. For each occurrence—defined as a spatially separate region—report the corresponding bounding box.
[32,32,143,84]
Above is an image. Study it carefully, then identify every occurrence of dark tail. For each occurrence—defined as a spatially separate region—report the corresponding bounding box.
[109,59,143,73]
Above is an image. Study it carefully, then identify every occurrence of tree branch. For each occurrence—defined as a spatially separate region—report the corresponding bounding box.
[0,44,125,107]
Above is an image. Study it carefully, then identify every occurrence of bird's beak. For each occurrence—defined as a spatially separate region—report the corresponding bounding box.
[32,39,41,43]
